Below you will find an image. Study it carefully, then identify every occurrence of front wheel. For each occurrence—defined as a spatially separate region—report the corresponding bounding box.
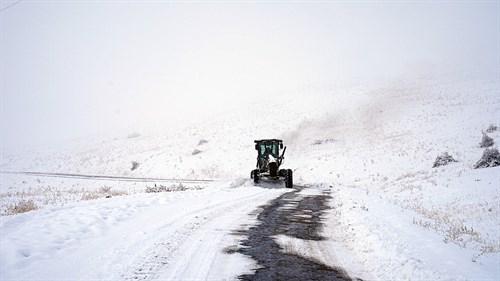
[284,169,293,188]
[251,169,260,184]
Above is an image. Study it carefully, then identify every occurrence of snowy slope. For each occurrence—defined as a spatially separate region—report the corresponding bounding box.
[1,73,499,280]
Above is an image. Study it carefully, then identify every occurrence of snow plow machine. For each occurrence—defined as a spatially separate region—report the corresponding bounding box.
[251,139,293,188]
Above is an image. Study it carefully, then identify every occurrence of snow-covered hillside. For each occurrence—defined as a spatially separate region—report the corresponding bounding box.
[1,74,499,280]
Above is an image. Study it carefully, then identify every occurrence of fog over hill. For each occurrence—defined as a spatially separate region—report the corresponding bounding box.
[1,1,498,149]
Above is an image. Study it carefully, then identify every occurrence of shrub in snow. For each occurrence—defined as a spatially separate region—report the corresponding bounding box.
[82,187,127,200]
[313,140,323,145]
[81,192,100,201]
[312,138,336,145]
[100,186,112,193]
[192,149,202,155]
[479,132,494,148]
[473,245,497,263]
[5,199,38,215]
[474,147,500,169]
[432,152,457,168]
[485,124,497,133]
[145,183,186,193]
[145,185,166,193]
[198,139,208,145]
[131,161,140,171]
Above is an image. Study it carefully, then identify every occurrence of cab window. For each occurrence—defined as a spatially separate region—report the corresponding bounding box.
[260,144,266,156]
[259,142,278,157]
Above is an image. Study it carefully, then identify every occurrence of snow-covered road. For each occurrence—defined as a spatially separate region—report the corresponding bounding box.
[1,184,293,280]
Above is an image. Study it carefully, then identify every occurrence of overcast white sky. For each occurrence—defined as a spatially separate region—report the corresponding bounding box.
[1,1,498,149]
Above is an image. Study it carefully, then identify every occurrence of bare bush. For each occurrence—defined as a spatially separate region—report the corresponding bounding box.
[81,192,100,201]
[474,147,500,169]
[82,186,127,200]
[145,185,166,193]
[100,186,112,193]
[5,199,38,215]
[313,140,323,145]
[198,139,208,145]
[413,217,433,229]
[109,189,128,197]
[312,138,336,145]
[443,225,479,248]
[145,183,187,193]
[485,124,497,133]
[472,245,498,262]
[131,161,140,171]
[432,152,457,168]
[479,132,494,148]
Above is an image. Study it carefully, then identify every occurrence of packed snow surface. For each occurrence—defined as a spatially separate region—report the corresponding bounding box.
[1,74,499,280]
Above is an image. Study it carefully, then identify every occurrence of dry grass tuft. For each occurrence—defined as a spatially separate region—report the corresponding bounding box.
[81,186,128,201]
[145,183,188,193]
[4,199,38,215]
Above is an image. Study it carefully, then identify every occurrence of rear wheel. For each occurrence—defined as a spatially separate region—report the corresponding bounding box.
[284,169,293,188]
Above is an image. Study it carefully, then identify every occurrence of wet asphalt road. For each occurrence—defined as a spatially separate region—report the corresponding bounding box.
[232,186,355,281]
